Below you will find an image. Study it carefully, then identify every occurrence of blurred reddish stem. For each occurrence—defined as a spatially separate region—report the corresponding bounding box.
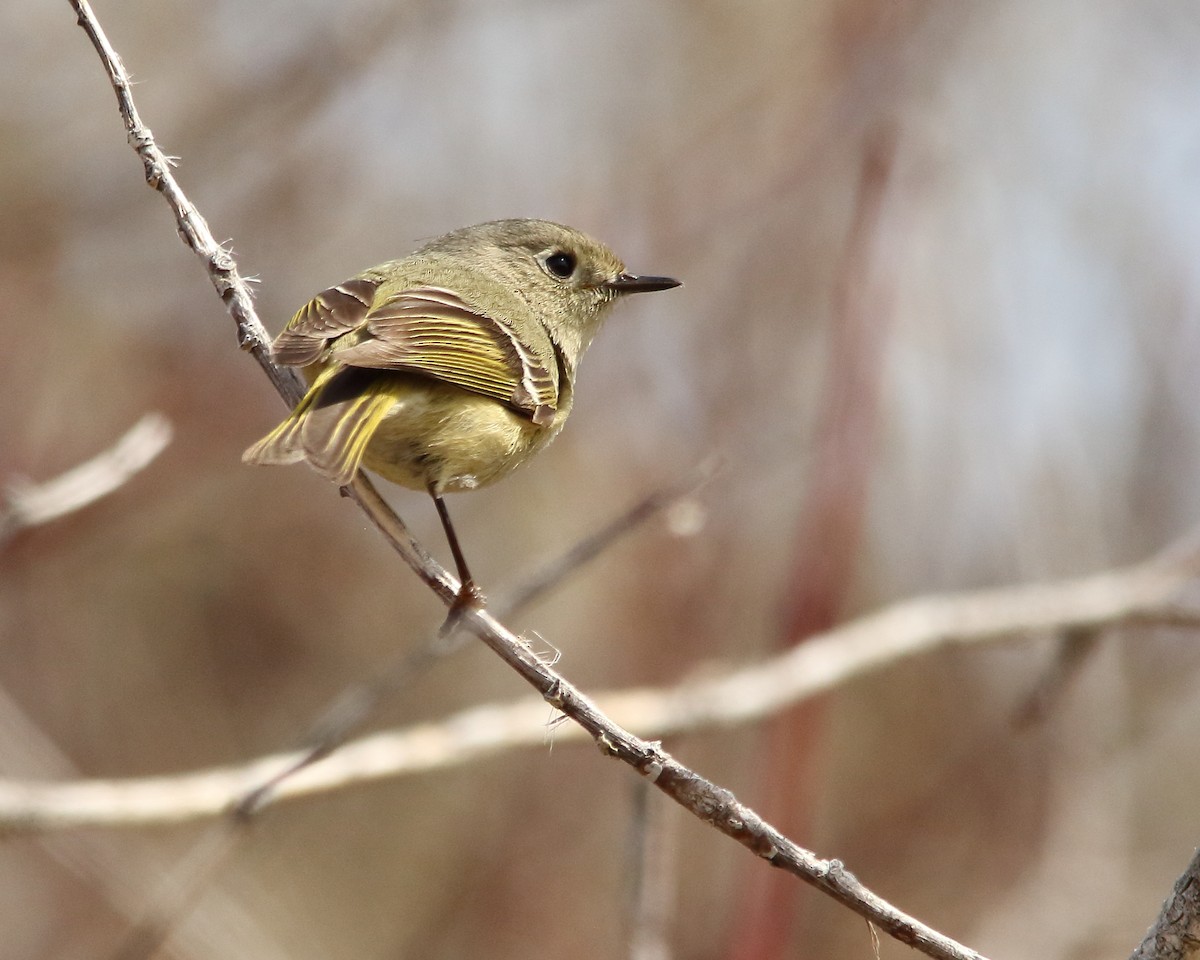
[730,128,901,960]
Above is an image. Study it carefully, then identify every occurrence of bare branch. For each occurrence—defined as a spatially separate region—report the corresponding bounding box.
[0,413,172,546]
[1130,845,1200,960]
[66,0,299,405]
[0,686,296,960]
[234,462,715,820]
[1012,626,1102,726]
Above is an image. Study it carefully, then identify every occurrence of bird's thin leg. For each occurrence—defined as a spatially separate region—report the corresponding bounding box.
[429,488,486,610]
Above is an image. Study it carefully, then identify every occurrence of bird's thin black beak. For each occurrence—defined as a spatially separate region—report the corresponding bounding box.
[604,273,682,295]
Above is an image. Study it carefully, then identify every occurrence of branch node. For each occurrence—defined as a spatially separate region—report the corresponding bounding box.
[211,247,236,273]
[543,678,566,711]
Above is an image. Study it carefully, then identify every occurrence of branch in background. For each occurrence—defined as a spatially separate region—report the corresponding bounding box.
[1012,625,1102,727]
[0,687,294,960]
[495,457,717,618]
[6,518,1200,831]
[0,413,172,548]
[4,514,1196,960]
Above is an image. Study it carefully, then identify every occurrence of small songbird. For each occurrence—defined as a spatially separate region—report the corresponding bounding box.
[243,218,680,604]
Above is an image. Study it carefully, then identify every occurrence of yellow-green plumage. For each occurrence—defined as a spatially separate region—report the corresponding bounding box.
[244,219,677,494]
[243,218,679,596]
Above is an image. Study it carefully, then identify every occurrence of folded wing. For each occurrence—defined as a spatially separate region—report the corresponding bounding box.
[271,281,559,426]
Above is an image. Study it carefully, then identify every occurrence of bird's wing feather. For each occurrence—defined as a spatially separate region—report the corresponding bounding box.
[271,277,381,367]
[334,287,559,425]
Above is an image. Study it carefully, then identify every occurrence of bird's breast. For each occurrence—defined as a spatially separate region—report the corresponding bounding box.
[361,375,565,493]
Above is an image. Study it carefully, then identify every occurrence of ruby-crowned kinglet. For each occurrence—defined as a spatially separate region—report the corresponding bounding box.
[243,218,680,602]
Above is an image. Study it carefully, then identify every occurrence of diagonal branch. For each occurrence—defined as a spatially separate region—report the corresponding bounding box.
[1130,845,1200,960]
[68,1,294,403]
[0,413,172,548]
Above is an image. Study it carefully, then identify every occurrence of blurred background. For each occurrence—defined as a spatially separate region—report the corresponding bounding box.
[3,0,1200,957]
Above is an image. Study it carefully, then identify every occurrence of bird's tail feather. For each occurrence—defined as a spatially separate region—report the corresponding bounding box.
[242,369,395,486]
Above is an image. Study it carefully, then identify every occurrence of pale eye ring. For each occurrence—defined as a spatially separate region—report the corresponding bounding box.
[544,250,577,279]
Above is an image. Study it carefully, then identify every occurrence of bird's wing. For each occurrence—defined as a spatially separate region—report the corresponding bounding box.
[333,286,560,425]
[270,277,382,367]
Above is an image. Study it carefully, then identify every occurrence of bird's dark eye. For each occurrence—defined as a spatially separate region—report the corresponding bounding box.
[544,250,576,279]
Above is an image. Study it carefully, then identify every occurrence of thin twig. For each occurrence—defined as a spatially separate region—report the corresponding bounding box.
[67,0,298,404]
[498,458,717,617]
[1012,626,1103,727]
[66,0,456,606]
[0,413,172,548]
[106,823,243,960]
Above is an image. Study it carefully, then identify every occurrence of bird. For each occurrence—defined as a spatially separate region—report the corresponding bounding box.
[243,218,680,606]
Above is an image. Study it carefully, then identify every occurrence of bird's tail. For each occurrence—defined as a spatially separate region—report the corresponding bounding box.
[242,368,395,486]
